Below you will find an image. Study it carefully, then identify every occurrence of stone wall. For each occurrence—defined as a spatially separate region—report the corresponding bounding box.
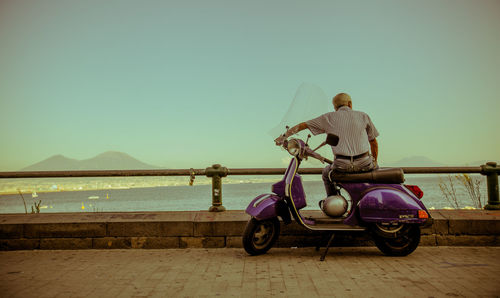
[0,210,499,250]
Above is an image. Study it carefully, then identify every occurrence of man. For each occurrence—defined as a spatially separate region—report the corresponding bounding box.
[275,92,379,196]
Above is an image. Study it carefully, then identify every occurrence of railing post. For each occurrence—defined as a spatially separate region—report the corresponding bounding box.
[205,164,228,212]
[481,162,500,210]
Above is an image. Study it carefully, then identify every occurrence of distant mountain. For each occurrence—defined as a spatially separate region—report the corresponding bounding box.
[21,151,159,171]
[382,156,499,167]
[466,159,499,166]
[382,156,445,167]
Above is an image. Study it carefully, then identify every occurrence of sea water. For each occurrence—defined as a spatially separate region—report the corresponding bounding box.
[0,175,489,213]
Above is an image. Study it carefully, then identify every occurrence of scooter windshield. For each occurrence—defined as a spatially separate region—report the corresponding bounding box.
[268,83,329,138]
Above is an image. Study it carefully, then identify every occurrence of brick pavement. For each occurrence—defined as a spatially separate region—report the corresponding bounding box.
[1,247,499,297]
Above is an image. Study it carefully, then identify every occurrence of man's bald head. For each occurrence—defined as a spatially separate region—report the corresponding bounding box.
[333,93,352,110]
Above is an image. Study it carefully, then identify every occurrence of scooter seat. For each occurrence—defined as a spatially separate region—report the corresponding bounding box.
[329,167,405,184]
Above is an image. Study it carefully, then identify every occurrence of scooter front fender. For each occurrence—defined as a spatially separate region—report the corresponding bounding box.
[358,188,428,224]
[245,194,281,221]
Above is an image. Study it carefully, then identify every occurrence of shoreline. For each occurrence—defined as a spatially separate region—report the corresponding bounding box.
[0,179,277,196]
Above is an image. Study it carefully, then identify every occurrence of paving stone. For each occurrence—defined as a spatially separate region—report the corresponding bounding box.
[93,237,132,249]
[179,237,225,248]
[423,210,449,235]
[40,238,92,249]
[436,235,499,246]
[0,239,39,250]
[420,235,437,246]
[24,223,106,238]
[0,224,23,239]
[1,247,499,298]
[193,211,249,236]
[431,218,449,235]
[107,222,192,237]
[130,237,179,249]
[226,236,243,248]
[1,210,499,250]
[440,209,500,220]
[193,221,246,236]
[0,211,197,224]
[193,210,250,222]
[449,219,500,235]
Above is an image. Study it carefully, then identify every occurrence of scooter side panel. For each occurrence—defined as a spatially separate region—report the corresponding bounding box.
[245,194,281,220]
[358,188,427,223]
[272,175,306,210]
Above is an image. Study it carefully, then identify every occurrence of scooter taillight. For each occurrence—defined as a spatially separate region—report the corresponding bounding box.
[418,210,429,219]
[405,185,424,199]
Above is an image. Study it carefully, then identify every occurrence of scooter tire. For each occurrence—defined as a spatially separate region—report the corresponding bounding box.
[243,218,280,256]
[372,224,421,256]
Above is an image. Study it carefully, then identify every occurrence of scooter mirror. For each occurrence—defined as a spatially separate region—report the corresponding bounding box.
[326,134,339,146]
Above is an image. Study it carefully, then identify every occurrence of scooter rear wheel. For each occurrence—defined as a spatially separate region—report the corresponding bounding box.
[372,224,421,256]
[243,218,280,255]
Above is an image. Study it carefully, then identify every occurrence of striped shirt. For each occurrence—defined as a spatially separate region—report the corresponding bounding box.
[306,106,379,157]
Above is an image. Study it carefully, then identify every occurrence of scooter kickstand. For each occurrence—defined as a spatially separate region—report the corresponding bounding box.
[320,233,335,261]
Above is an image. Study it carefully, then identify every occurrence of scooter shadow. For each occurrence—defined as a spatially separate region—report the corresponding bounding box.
[244,247,384,260]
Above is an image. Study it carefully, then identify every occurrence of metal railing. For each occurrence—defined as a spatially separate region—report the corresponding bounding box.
[0,162,499,211]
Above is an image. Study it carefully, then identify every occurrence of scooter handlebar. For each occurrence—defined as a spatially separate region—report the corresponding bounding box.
[304,146,332,165]
[277,134,333,164]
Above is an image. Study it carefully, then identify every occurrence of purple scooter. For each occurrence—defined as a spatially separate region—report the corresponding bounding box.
[243,134,432,260]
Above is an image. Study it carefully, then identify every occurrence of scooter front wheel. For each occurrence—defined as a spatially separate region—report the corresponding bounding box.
[243,218,280,255]
[371,224,421,256]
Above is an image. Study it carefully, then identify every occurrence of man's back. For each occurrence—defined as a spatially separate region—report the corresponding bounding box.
[306,106,379,157]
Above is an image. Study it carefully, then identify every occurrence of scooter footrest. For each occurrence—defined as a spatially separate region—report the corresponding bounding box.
[304,216,316,224]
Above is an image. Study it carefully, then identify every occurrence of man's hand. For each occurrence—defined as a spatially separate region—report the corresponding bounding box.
[369,138,378,161]
[274,122,309,146]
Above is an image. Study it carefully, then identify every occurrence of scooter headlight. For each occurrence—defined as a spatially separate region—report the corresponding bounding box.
[287,139,301,156]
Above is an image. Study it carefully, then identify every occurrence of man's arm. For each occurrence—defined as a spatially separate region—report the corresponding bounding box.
[285,122,308,138]
[369,138,378,161]
[274,122,309,145]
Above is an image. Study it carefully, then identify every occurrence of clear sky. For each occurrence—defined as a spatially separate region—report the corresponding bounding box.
[1,0,499,170]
